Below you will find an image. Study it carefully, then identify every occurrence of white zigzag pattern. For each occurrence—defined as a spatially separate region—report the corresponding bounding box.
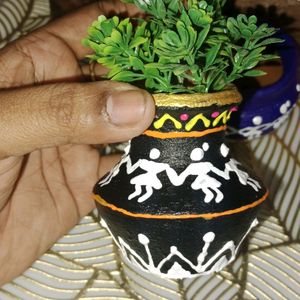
[101,218,258,279]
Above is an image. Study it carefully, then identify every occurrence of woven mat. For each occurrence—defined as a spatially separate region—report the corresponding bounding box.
[0,1,299,299]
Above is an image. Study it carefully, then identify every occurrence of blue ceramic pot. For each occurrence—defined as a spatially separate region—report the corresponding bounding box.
[228,32,299,139]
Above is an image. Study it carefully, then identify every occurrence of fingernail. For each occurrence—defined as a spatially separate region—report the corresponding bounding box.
[106,90,149,126]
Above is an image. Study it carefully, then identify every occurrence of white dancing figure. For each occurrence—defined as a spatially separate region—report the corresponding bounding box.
[173,144,228,203]
[99,143,139,186]
[220,144,261,191]
[128,148,176,203]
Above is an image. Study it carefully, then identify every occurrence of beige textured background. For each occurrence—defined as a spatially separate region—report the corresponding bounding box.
[0,1,299,299]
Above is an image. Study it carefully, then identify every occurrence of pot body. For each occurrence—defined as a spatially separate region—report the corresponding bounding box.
[93,89,268,279]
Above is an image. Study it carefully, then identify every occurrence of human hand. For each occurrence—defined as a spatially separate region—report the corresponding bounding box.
[0,1,155,285]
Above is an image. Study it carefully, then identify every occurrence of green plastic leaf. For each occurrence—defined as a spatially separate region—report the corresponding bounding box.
[97,15,107,24]
[112,71,142,81]
[173,65,190,75]
[145,63,170,70]
[86,41,103,53]
[97,57,116,68]
[195,24,210,50]
[180,9,192,26]
[176,21,188,45]
[101,20,115,36]
[233,48,248,63]
[156,0,167,19]
[81,38,90,47]
[243,69,267,77]
[248,46,266,57]
[133,0,149,12]
[107,66,123,78]
[144,65,160,77]
[212,70,227,91]
[205,44,221,68]
[103,45,123,55]
[187,26,197,46]
[162,30,180,46]
[188,8,200,25]
[103,37,117,46]
[134,21,147,38]
[255,38,284,48]
[188,8,212,27]
[168,0,180,14]
[111,29,123,44]
[249,15,257,23]
[260,54,280,61]
[227,17,240,40]
[237,14,248,26]
[125,21,133,44]
[87,27,104,42]
[198,1,208,9]
[145,77,158,90]
[85,54,99,61]
[241,28,252,38]
[129,56,144,70]
[130,36,148,48]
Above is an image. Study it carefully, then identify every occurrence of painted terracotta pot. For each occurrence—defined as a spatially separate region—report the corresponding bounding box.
[93,88,268,279]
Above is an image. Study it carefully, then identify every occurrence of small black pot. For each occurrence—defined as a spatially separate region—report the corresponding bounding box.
[93,88,268,279]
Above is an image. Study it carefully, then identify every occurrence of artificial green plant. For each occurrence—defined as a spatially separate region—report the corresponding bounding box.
[83,0,281,93]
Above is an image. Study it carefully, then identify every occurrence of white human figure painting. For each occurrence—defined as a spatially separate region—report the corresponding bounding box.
[172,143,228,203]
[128,148,177,203]
[99,142,140,186]
[220,143,261,191]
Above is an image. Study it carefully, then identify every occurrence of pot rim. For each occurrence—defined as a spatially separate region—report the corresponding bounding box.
[153,85,241,108]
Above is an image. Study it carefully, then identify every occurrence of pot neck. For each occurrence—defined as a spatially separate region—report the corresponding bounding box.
[152,88,241,108]
[143,95,240,137]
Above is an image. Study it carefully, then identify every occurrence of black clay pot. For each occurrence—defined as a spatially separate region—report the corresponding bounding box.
[93,88,268,279]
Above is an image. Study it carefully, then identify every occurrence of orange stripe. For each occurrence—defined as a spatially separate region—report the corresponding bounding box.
[92,191,268,220]
[143,126,226,139]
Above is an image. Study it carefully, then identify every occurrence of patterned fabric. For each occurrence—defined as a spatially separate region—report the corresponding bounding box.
[0,0,299,299]
[0,0,50,48]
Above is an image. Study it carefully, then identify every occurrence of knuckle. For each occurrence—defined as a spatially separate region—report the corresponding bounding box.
[44,82,115,142]
[76,83,108,126]
[46,84,80,135]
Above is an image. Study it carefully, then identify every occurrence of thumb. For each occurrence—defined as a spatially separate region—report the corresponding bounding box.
[0,81,155,158]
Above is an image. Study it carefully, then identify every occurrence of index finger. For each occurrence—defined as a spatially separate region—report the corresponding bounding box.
[46,0,141,59]
[0,0,141,88]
